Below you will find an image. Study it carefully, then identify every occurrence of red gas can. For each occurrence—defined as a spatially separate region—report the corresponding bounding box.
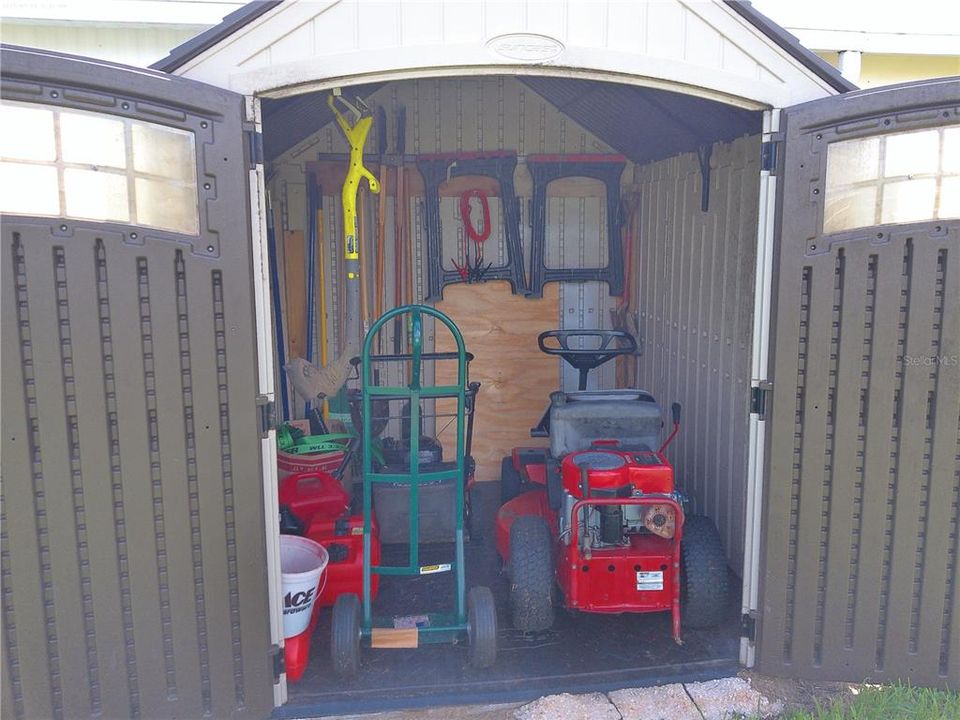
[306,514,381,608]
[278,471,350,525]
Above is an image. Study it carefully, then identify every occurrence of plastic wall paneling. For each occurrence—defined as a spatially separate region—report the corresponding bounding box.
[758,81,960,686]
[0,46,274,718]
[633,134,761,569]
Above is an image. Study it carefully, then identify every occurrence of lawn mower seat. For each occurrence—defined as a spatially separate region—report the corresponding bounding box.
[548,389,663,457]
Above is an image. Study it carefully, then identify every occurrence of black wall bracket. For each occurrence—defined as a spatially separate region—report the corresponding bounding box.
[697,144,712,212]
[416,151,528,301]
[526,154,626,298]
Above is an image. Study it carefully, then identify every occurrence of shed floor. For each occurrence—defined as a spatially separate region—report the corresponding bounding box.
[279,482,740,718]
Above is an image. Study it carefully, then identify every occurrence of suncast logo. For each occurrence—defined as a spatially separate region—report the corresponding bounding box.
[486,33,565,62]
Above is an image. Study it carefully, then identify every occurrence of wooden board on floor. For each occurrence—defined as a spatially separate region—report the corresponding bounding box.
[434,281,559,483]
[283,229,306,360]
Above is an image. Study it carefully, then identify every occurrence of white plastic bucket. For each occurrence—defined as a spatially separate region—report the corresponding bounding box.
[280,535,329,638]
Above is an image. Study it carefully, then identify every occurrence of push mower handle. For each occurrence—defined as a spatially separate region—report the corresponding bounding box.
[537,329,637,390]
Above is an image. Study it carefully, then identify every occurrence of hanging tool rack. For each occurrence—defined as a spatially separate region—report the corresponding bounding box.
[417,151,528,301]
[525,154,627,298]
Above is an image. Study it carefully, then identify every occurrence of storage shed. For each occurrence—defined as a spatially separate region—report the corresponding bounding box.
[1,2,957,719]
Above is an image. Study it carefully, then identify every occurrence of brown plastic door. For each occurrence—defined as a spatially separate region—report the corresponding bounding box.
[1,47,275,719]
[758,77,959,686]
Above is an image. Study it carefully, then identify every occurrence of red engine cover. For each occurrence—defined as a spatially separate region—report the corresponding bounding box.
[561,449,673,498]
[305,514,380,608]
[559,533,676,614]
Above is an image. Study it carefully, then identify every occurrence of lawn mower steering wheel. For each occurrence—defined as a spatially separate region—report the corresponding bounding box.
[538,330,637,390]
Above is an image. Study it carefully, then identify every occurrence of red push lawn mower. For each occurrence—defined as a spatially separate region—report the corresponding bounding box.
[495,330,730,643]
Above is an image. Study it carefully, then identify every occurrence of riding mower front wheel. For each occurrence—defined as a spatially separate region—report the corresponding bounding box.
[508,515,555,633]
[467,586,498,668]
[680,515,731,628]
[331,593,362,677]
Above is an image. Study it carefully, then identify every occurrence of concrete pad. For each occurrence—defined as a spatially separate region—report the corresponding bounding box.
[609,684,701,720]
[685,677,783,719]
[513,692,620,720]
[316,702,519,720]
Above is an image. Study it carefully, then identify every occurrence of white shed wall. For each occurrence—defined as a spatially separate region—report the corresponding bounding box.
[633,134,761,567]
[175,0,839,109]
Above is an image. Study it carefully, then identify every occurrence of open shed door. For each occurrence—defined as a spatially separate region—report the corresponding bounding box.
[758,78,959,686]
[1,47,277,719]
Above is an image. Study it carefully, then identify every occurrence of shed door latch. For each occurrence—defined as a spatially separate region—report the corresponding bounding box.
[256,395,276,438]
[761,139,781,173]
[750,382,772,420]
[740,613,757,642]
[270,644,285,682]
[246,128,264,169]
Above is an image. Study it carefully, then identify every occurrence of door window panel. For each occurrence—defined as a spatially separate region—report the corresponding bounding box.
[884,129,939,176]
[940,176,960,218]
[0,162,59,215]
[60,112,127,168]
[0,99,199,235]
[824,136,880,185]
[880,178,937,225]
[943,127,960,174]
[132,122,195,181]
[823,125,959,234]
[0,104,56,161]
[63,168,130,223]
[822,185,878,234]
[135,178,198,235]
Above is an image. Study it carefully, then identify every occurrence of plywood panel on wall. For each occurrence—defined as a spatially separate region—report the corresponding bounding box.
[434,281,560,482]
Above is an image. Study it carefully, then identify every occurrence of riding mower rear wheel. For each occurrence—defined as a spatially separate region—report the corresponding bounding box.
[508,516,554,632]
[680,515,730,628]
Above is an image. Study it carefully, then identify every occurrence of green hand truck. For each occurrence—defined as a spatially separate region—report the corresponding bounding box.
[330,305,497,676]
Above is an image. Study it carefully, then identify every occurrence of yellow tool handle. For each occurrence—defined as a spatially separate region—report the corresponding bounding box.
[328,96,380,262]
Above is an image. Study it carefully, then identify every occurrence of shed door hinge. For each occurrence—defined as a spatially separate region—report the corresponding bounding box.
[761,139,781,173]
[270,644,285,682]
[740,613,757,642]
[751,382,772,420]
[256,395,276,438]
[246,129,264,168]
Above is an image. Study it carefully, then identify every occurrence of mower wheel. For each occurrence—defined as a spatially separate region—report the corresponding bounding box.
[331,593,362,677]
[680,515,731,628]
[509,516,555,632]
[467,586,498,668]
[500,456,523,504]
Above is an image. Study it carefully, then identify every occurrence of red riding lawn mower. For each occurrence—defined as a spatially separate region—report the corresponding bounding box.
[495,330,730,643]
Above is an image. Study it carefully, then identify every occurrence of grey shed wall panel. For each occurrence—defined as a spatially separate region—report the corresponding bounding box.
[758,78,960,686]
[1,46,275,719]
[633,134,760,569]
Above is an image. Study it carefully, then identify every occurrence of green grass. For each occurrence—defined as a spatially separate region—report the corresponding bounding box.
[780,683,960,720]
